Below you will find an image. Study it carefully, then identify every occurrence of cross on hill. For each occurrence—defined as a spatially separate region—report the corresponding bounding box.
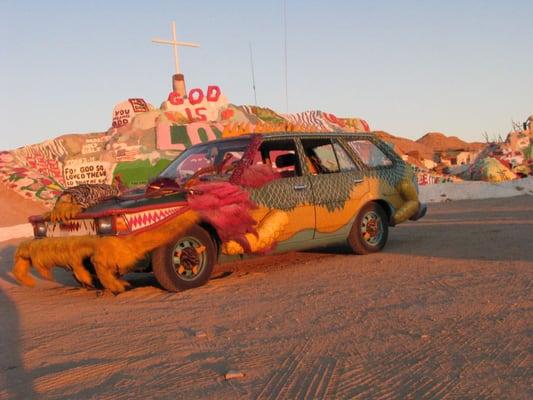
[152,21,200,75]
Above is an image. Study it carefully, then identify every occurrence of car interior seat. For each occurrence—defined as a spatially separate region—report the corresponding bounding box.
[275,153,297,178]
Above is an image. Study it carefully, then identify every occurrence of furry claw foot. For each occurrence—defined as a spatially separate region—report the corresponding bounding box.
[110,279,131,294]
[35,266,55,281]
[99,276,131,294]
[12,253,36,287]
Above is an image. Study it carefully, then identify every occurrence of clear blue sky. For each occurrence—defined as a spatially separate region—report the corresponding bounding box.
[1,0,531,150]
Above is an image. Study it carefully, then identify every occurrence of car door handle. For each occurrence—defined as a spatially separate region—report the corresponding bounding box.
[293,184,308,190]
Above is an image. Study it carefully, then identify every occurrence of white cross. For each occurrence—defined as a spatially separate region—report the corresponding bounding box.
[152,21,200,75]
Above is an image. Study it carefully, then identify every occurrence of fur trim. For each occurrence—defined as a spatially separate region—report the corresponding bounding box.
[13,210,199,293]
[239,164,279,188]
[187,182,257,242]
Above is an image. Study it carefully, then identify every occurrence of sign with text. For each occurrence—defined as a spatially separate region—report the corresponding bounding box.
[63,160,114,187]
[162,85,228,123]
[112,98,150,128]
[156,122,223,151]
[81,136,108,154]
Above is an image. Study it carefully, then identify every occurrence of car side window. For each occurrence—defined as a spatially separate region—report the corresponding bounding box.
[348,139,393,168]
[252,139,302,178]
[301,138,357,174]
[301,138,339,174]
[333,141,357,172]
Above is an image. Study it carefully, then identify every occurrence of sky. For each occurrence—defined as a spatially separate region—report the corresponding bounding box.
[1,0,532,150]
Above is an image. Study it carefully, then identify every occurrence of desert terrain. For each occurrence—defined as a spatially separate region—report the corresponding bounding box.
[1,196,532,399]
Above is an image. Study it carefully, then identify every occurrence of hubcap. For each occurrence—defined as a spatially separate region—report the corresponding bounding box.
[360,211,383,246]
[172,237,207,281]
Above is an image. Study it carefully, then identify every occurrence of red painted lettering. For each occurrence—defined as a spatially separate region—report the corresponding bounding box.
[185,108,195,122]
[195,108,207,121]
[168,91,184,106]
[188,88,204,105]
[206,85,221,102]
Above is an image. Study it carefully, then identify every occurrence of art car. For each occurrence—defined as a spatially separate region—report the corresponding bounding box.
[13,132,426,293]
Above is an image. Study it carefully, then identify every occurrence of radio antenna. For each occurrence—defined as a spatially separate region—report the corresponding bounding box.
[282,0,289,113]
[249,42,258,106]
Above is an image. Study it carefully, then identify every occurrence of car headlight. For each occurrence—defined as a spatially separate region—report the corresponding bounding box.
[33,222,47,238]
[96,217,115,235]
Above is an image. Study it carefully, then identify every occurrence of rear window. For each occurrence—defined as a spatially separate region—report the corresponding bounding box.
[348,140,393,168]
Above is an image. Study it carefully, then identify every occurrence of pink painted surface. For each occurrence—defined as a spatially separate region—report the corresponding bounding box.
[156,122,223,151]
[156,123,173,150]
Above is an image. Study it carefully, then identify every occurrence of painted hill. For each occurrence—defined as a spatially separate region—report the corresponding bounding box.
[1,83,525,227]
[0,102,371,215]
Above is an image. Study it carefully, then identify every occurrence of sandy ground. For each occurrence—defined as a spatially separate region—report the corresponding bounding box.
[0,196,532,399]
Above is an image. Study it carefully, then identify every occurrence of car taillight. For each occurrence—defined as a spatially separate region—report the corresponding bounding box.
[96,217,115,235]
[33,222,46,238]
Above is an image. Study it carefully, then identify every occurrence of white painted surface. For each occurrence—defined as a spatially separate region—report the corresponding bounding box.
[419,176,533,203]
[0,223,33,242]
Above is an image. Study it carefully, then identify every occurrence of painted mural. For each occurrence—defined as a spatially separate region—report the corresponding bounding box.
[13,80,528,207]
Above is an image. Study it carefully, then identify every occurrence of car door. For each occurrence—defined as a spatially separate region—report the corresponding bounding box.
[246,137,315,246]
[298,137,368,236]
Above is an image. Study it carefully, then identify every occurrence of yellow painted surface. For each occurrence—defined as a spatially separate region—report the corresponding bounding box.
[223,210,289,255]
[314,180,369,233]
[252,204,315,242]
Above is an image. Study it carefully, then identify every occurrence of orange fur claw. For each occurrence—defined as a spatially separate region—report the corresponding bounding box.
[11,209,200,294]
[13,241,36,287]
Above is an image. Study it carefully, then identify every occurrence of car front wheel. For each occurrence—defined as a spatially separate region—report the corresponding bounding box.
[152,225,216,291]
[348,202,389,254]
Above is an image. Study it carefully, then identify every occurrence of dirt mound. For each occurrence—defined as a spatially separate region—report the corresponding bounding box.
[375,131,434,159]
[0,184,48,227]
[417,132,485,153]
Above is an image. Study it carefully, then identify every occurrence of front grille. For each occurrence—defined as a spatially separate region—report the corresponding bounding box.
[45,219,97,238]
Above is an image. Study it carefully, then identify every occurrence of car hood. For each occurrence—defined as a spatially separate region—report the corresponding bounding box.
[81,190,189,218]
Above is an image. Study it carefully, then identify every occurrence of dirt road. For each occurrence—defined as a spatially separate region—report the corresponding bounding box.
[1,196,532,399]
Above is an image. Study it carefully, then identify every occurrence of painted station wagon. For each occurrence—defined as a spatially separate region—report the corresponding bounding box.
[25,132,426,292]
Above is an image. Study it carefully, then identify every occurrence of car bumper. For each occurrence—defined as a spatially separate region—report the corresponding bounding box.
[409,202,427,221]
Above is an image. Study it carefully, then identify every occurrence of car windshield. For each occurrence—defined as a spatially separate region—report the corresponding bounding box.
[158,138,251,184]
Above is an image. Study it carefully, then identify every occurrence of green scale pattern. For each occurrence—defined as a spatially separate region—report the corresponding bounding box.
[248,132,411,212]
[248,165,409,213]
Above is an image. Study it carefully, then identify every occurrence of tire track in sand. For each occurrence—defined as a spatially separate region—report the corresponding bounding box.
[255,340,312,400]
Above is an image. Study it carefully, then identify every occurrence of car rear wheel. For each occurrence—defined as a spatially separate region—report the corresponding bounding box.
[348,202,389,254]
[152,225,216,291]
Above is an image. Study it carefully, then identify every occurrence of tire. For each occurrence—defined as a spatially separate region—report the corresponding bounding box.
[348,202,389,254]
[152,225,216,291]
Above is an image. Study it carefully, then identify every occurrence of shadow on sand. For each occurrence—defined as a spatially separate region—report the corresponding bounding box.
[0,245,37,399]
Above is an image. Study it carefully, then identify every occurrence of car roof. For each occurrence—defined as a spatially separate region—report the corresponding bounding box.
[261,131,376,139]
[199,131,379,146]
